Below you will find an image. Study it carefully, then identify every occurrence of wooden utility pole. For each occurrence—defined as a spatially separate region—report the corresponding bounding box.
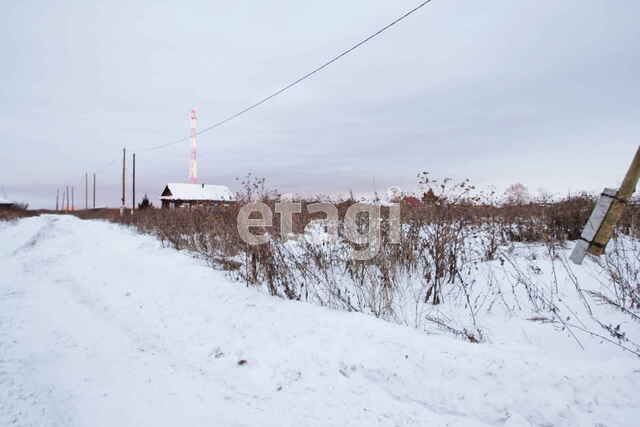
[589,146,640,255]
[56,188,59,211]
[85,172,88,210]
[66,186,69,211]
[571,145,640,263]
[132,153,136,213]
[72,186,75,211]
[93,173,96,209]
[121,147,126,217]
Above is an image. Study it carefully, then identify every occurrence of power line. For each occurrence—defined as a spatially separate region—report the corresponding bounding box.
[138,0,434,152]
[83,0,435,203]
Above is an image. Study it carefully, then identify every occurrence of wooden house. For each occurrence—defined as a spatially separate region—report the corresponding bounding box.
[0,197,14,208]
[160,183,235,209]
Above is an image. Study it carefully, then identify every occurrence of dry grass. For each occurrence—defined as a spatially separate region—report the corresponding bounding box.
[4,182,639,350]
[0,206,43,221]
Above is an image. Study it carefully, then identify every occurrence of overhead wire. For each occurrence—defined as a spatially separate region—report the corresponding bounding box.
[86,0,436,190]
[136,0,435,153]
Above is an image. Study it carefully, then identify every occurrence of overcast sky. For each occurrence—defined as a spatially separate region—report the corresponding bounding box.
[2,0,639,208]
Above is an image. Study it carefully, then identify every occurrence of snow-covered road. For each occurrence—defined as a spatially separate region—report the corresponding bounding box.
[0,215,638,426]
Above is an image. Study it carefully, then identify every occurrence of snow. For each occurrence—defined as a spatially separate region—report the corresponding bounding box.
[0,215,639,426]
[0,197,13,205]
[161,183,235,201]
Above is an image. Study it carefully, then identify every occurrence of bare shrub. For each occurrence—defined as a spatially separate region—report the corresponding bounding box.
[94,172,640,354]
[595,235,640,309]
[0,205,38,222]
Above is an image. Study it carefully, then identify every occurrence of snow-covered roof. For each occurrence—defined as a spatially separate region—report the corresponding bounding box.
[161,183,235,201]
[0,197,13,205]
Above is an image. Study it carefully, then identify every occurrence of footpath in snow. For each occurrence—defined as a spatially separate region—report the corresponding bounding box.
[0,215,638,427]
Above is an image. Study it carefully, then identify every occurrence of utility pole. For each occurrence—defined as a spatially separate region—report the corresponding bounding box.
[66,186,69,211]
[132,152,136,214]
[85,172,88,210]
[590,146,640,254]
[56,188,59,211]
[121,147,126,217]
[93,173,96,209]
[72,186,75,211]
[571,145,640,264]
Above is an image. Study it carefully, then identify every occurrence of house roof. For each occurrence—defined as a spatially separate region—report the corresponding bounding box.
[0,197,13,205]
[161,183,235,201]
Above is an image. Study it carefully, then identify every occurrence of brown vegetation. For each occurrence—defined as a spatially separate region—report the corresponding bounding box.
[4,177,639,351]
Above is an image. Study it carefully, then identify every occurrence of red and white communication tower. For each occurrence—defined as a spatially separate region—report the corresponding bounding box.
[189,108,198,184]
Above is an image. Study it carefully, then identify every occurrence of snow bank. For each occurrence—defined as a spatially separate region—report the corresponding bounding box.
[0,215,638,426]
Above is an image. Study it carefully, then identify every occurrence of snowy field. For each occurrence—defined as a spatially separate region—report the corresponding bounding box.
[1,215,638,426]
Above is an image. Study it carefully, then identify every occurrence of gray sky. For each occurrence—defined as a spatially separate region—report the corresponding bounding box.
[2,0,639,208]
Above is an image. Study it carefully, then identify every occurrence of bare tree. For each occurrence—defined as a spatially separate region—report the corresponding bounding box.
[504,183,530,205]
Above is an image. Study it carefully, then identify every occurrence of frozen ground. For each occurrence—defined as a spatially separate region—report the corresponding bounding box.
[0,215,638,426]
